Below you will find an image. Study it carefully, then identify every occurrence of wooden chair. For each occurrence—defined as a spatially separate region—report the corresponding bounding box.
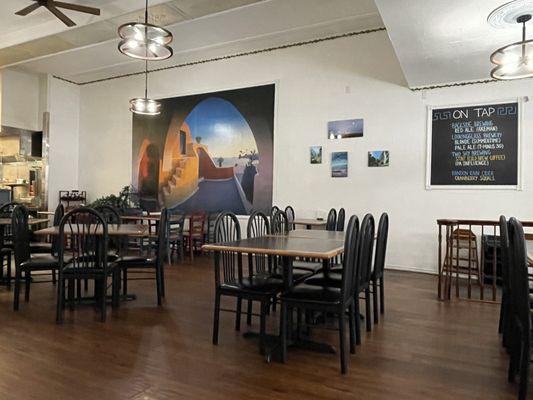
[186,211,206,261]
[443,227,481,297]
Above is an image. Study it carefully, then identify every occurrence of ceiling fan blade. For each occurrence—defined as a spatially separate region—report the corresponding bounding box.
[15,3,42,16]
[46,5,76,27]
[53,2,101,16]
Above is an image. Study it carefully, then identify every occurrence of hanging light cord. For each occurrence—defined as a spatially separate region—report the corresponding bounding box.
[144,60,148,99]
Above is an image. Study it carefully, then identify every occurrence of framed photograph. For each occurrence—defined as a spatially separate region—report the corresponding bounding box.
[368,150,389,167]
[328,118,363,139]
[310,146,322,164]
[331,151,348,177]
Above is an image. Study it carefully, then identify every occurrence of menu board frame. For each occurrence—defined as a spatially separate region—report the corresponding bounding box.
[425,99,522,190]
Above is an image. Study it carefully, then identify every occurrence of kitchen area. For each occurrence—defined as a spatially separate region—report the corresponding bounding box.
[0,126,45,212]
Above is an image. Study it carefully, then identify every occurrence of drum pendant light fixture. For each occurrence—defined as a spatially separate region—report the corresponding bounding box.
[130,61,161,115]
[118,0,173,61]
[489,1,533,80]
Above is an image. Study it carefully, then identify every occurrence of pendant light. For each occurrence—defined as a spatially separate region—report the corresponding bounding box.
[118,0,173,61]
[488,1,533,80]
[130,61,161,115]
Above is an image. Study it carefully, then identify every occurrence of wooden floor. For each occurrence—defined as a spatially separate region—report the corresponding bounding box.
[0,256,520,400]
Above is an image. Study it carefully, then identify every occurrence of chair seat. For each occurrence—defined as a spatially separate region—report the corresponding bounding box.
[116,255,155,267]
[292,260,322,273]
[281,283,342,304]
[304,272,342,288]
[221,275,283,294]
[21,254,69,270]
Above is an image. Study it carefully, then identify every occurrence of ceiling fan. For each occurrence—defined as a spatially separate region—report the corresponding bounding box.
[15,0,101,27]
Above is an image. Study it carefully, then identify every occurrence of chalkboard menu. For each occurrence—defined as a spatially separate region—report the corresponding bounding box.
[429,102,519,187]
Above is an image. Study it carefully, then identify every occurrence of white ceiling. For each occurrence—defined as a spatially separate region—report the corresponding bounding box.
[1,0,383,84]
[375,0,531,88]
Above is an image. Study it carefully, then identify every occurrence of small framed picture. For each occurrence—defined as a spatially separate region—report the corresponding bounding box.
[310,146,322,164]
[331,151,348,177]
[368,150,389,167]
[328,119,364,139]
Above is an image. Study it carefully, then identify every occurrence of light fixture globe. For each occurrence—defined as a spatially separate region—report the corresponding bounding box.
[117,0,173,61]
[489,13,533,80]
[129,97,161,115]
[118,22,173,60]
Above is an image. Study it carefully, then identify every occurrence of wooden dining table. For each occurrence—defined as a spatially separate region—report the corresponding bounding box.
[34,224,148,237]
[0,218,49,226]
[291,218,327,230]
[202,231,344,362]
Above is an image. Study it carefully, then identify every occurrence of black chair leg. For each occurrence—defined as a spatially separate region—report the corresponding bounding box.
[68,278,75,310]
[519,338,529,400]
[24,271,31,302]
[160,264,166,298]
[348,302,356,354]
[13,268,21,311]
[112,270,120,309]
[100,278,107,322]
[338,312,347,374]
[122,269,128,296]
[259,301,267,355]
[155,265,162,306]
[52,269,57,285]
[212,292,221,345]
[280,302,288,363]
[355,298,361,345]
[246,300,253,325]
[56,277,64,323]
[380,277,385,314]
[235,297,242,331]
[365,288,372,332]
[372,280,379,324]
[6,253,11,289]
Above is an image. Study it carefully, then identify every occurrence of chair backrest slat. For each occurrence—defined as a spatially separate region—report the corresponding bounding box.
[12,205,31,267]
[247,211,271,275]
[354,213,375,292]
[214,212,242,284]
[340,215,359,303]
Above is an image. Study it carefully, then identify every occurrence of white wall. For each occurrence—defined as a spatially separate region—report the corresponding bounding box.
[77,30,533,273]
[47,76,80,209]
[1,69,43,131]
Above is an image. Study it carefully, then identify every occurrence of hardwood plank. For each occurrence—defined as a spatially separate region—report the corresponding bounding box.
[0,256,515,400]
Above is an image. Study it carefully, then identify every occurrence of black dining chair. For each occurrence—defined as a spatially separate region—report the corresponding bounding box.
[167,211,186,263]
[279,214,359,374]
[326,208,337,231]
[371,212,389,324]
[116,208,168,305]
[12,205,63,311]
[353,214,375,340]
[56,207,119,323]
[212,212,282,354]
[506,217,531,400]
[285,206,295,230]
[336,208,345,232]
[498,215,511,350]
[272,210,320,275]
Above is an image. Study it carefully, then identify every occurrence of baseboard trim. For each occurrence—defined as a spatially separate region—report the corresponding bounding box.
[385,264,437,276]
